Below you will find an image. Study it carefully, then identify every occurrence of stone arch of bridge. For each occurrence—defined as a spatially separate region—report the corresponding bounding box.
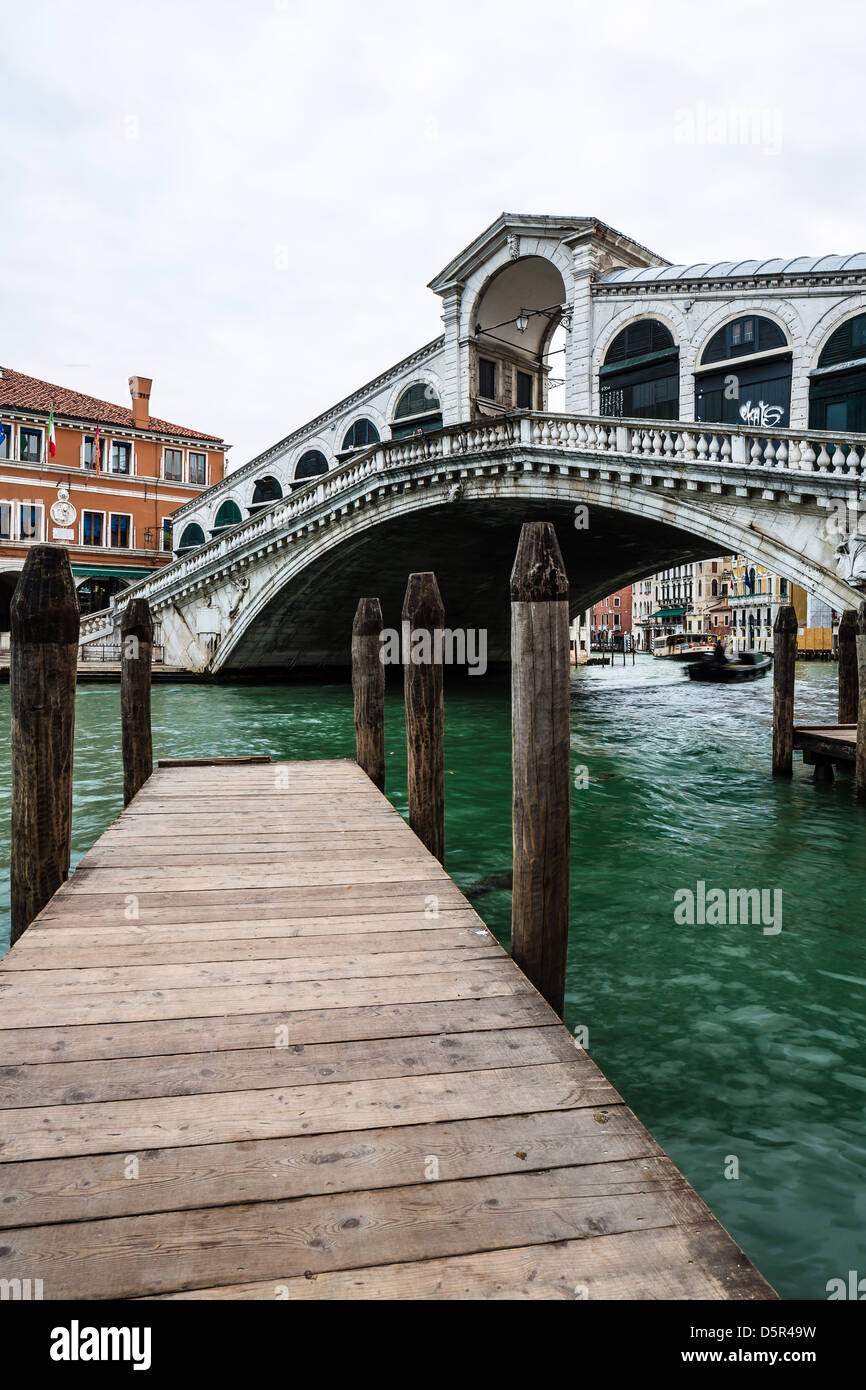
[207,472,850,672]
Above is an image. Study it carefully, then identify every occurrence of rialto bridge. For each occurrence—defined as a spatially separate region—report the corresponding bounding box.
[76,213,866,671]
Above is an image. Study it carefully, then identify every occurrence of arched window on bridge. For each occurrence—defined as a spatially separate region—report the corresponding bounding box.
[249,476,283,514]
[292,450,329,491]
[695,316,791,428]
[599,320,679,420]
[809,313,866,433]
[340,418,380,454]
[391,383,443,439]
[176,522,206,555]
[212,499,243,535]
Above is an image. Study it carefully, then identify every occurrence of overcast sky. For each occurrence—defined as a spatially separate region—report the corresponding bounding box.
[2,0,864,468]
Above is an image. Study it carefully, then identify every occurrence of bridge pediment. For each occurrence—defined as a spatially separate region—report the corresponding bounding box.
[428,213,666,295]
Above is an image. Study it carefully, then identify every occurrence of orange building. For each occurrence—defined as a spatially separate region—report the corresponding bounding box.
[0,367,227,635]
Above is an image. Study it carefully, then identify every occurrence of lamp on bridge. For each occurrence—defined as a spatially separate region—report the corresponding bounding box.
[514,308,531,334]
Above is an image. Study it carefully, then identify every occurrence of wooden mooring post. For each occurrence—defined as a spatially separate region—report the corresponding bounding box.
[121,598,154,805]
[352,597,385,792]
[510,521,571,1017]
[402,572,445,862]
[838,608,858,725]
[772,604,798,778]
[9,546,80,945]
[857,602,866,801]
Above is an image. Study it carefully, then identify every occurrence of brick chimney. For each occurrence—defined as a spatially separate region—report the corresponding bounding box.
[128,375,152,429]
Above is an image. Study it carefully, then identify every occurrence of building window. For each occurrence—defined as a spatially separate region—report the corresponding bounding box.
[478,359,496,400]
[517,371,533,410]
[613,614,621,628]
[83,435,106,470]
[600,319,679,421]
[0,502,11,539]
[0,424,11,459]
[164,449,183,481]
[293,450,329,489]
[391,382,443,439]
[111,441,131,474]
[19,504,42,541]
[177,522,206,553]
[189,452,207,485]
[780,578,788,597]
[250,475,283,511]
[110,514,132,548]
[341,418,380,452]
[19,428,42,463]
[809,313,866,433]
[613,596,620,607]
[82,511,104,546]
[212,499,243,532]
[161,519,173,551]
[696,316,792,427]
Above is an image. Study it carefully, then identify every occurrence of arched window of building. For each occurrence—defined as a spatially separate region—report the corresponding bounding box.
[391,383,443,439]
[711,579,719,597]
[292,450,329,490]
[177,522,206,554]
[341,418,380,452]
[599,320,679,420]
[250,476,283,513]
[696,315,792,427]
[809,313,866,433]
[75,574,129,617]
[213,499,243,534]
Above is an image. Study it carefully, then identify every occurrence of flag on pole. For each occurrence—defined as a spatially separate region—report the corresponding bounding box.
[47,408,57,458]
[94,421,101,474]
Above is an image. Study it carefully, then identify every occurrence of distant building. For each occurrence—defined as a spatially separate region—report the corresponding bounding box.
[590,585,633,649]
[0,367,227,640]
[729,557,808,654]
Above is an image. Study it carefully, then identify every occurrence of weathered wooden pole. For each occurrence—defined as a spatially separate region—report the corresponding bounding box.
[10,546,80,944]
[120,598,154,805]
[857,603,866,801]
[772,604,798,778]
[402,572,445,862]
[838,608,858,725]
[352,597,385,792]
[510,521,571,1016]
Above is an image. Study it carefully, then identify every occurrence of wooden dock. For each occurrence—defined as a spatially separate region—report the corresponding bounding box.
[794,723,856,767]
[0,758,774,1300]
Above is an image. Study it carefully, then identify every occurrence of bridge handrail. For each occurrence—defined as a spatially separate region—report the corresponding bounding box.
[78,410,866,641]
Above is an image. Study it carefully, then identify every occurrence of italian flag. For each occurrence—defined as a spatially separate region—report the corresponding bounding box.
[47,409,57,458]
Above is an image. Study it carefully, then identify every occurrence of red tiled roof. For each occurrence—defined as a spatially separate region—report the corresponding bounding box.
[0,366,223,443]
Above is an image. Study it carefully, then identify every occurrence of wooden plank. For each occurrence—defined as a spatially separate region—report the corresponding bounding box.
[0,1024,577,1107]
[0,1061,618,1161]
[0,963,525,1028]
[0,1161,714,1300]
[0,947,503,998]
[6,910,484,948]
[1,925,497,969]
[0,1106,652,1227]
[0,992,548,1066]
[151,1224,770,1301]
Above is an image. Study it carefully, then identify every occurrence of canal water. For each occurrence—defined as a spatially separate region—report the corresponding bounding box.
[0,657,863,1300]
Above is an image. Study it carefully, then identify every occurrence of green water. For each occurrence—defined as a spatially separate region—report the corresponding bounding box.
[1,659,864,1300]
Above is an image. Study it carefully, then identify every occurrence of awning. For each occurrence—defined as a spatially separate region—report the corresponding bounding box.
[71,566,156,580]
[649,607,689,619]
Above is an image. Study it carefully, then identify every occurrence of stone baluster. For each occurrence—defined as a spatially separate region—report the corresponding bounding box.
[720,435,732,466]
